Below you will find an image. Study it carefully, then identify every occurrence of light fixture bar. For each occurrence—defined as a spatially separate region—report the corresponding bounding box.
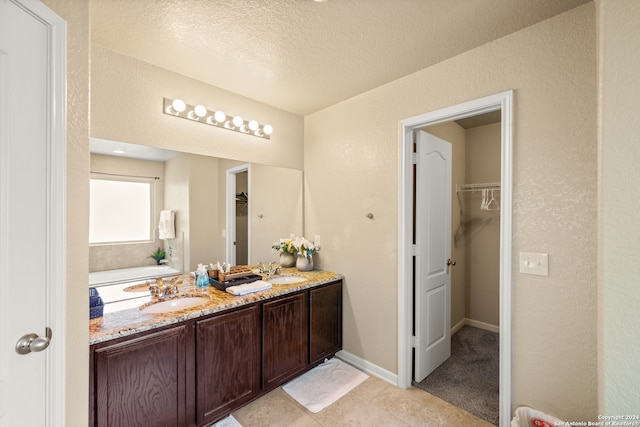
[163,98,272,139]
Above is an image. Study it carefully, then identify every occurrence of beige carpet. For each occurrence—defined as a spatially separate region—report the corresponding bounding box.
[282,358,369,413]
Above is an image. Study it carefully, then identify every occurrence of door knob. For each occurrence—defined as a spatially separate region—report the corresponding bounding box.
[15,327,52,355]
[447,258,457,267]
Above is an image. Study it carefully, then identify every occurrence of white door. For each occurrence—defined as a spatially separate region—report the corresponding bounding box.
[414,131,452,382]
[0,1,66,426]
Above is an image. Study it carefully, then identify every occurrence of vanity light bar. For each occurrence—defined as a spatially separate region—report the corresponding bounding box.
[163,98,273,140]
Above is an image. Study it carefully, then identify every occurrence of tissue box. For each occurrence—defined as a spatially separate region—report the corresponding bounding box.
[89,287,104,319]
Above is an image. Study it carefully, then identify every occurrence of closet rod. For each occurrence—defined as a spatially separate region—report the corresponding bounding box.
[456,182,500,193]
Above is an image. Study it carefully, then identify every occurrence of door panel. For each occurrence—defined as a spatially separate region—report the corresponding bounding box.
[426,286,446,348]
[414,131,452,382]
[0,2,52,426]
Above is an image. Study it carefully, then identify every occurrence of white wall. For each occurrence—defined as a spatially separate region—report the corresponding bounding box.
[250,163,304,263]
[598,0,640,414]
[187,154,220,270]
[164,153,221,272]
[164,154,192,271]
[465,123,501,327]
[305,4,597,420]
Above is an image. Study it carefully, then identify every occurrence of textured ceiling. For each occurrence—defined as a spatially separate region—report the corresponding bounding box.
[91,0,590,116]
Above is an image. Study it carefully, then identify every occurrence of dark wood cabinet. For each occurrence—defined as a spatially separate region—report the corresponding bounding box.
[309,281,343,365]
[195,305,260,425]
[90,279,343,426]
[92,325,191,427]
[262,292,309,391]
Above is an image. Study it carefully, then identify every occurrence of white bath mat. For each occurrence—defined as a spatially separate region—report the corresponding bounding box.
[282,358,369,413]
[212,415,242,427]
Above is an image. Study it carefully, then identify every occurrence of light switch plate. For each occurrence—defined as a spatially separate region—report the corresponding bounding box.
[519,252,549,276]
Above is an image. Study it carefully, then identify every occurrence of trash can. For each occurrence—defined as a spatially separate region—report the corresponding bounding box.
[512,406,566,427]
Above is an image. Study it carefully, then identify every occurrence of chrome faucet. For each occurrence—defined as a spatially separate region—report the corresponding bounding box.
[149,276,179,299]
[159,259,171,265]
[258,262,281,277]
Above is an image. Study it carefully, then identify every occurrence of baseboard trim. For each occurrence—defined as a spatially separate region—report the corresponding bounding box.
[451,318,500,334]
[451,318,466,334]
[335,350,398,386]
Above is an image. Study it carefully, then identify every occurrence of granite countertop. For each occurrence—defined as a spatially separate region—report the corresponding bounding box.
[89,268,342,345]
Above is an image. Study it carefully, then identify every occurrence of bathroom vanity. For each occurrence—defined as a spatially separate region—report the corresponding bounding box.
[89,269,342,427]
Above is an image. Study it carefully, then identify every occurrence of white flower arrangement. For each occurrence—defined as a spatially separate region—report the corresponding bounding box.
[272,238,297,254]
[292,236,320,259]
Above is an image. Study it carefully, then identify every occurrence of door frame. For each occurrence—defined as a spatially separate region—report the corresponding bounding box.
[226,164,251,264]
[397,91,513,424]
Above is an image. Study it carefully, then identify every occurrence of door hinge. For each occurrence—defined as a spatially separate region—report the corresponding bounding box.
[411,152,418,164]
[411,336,417,348]
[411,244,418,256]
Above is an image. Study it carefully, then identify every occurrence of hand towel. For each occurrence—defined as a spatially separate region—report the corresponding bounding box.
[226,280,272,296]
[158,210,175,239]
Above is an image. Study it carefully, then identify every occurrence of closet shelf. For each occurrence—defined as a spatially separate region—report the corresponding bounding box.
[456,182,500,194]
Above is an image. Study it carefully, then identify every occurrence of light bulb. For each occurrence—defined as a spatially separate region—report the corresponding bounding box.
[194,105,207,117]
[263,124,273,135]
[248,120,259,131]
[214,111,226,123]
[232,116,244,127]
[171,99,186,113]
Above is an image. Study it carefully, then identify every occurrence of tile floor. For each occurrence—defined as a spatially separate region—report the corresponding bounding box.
[231,373,496,426]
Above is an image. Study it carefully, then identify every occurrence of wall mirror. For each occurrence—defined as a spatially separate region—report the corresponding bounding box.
[89,138,303,276]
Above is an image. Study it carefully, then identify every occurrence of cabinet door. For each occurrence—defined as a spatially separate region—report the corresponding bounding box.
[309,281,343,365]
[196,305,260,425]
[93,325,189,427]
[262,292,308,391]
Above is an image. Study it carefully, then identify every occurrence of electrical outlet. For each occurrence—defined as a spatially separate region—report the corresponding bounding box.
[519,252,549,276]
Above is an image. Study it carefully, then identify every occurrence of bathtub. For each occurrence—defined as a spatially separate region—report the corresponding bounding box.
[89,265,180,286]
[89,265,181,314]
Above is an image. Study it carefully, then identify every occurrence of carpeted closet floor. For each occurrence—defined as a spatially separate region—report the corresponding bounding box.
[413,325,499,426]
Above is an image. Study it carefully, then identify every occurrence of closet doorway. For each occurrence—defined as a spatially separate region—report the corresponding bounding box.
[398,91,513,426]
[414,113,501,425]
[226,164,250,265]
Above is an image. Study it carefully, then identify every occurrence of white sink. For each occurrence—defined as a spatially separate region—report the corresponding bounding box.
[140,296,209,314]
[268,276,307,285]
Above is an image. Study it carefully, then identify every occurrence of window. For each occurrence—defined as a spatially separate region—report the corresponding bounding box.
[89,174,154,244]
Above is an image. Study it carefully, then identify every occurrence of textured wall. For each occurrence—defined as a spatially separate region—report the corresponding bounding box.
[305,4,597,420]
[598,0,640,414]
[90,45,304,171]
